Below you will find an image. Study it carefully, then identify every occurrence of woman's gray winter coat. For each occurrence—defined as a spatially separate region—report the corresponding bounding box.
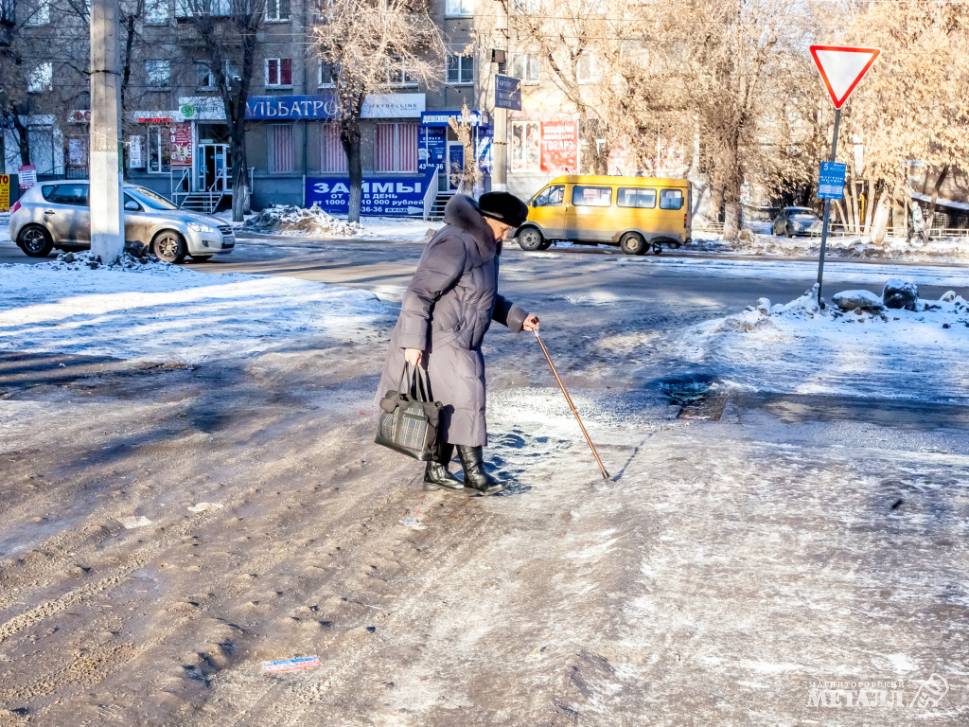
[376,194,528,447]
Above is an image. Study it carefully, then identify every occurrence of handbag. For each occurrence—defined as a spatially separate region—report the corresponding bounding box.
[375,363,442,461]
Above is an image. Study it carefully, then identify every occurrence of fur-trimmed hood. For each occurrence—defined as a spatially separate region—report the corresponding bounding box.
[443,194,497,256]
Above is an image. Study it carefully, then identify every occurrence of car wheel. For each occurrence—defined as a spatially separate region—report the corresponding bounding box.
[620,232,647,255]
[538,239,553,250]
[517,227,544,251]
[17,225,54,258]
[152,230,187,264]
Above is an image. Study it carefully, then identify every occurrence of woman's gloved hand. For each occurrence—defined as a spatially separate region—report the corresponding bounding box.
[522,313,540,332]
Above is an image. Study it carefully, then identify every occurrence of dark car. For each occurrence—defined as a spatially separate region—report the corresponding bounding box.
[771,206,822,237]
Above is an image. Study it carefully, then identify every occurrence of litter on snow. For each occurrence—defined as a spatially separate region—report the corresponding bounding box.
[261,655,321,673]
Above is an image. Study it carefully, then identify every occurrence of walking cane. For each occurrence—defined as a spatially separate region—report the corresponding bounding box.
[534,331,611,480]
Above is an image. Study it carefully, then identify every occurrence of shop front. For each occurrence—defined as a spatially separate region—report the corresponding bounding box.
[506,113,580,200]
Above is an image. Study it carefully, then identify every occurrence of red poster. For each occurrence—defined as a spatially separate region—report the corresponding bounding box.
[540,120,578,173]
[170,123,193,167]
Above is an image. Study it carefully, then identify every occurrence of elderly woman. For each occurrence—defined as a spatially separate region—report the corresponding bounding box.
[376,192,539,496]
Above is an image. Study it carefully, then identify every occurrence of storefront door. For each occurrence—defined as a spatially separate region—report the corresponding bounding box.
[198,143,230,191]
[446,141,464,192]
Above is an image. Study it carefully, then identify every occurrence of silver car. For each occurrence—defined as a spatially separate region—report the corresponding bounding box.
[8,180,234,263]
[771,206,822,237]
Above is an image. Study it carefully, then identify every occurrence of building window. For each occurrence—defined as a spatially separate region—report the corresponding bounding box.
[265,0,289,21]
[269,125,296,173]
[510,53,540,84]
[147,125,171,173]
[1,0,14,23]
[576,53,600,84]
[446,53,474,85]
[266,58,293,88]
[145,60,171,89]
[374,122,417,173]
[196,62,216,89]
[320,123,347,172]
[311,0,333,23]
[510,120,539,172]
[387,60,417,87]
[175,0,230,18]
[319,62,337,88]
[512,0,540,13]
[445,0,474,16]
[27,63,52,93]
[28,125,57,174]
[145,0,170,25]
[25,0,51,25]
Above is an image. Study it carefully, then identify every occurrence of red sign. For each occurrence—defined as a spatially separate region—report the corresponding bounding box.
[18,164,37,190]
[809,45,880,109]
[170,123,193,167]
[540,120,578,173]
[68,110,91,124]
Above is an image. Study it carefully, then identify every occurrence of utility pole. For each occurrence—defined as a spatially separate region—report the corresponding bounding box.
[491,2,509,192]
[89,0,124,265]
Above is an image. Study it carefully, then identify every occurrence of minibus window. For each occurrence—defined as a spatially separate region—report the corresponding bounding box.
[572,185,611,207]
[660,189,684,210]
[617,188,656,208]
[533,184,565,207]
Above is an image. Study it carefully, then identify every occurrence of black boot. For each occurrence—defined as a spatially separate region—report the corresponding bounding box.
[456,445,504,496]
[423,442,463,491]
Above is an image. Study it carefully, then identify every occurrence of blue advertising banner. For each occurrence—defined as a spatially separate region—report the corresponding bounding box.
[246,94,338,121]
[419,126,446,175]
[305,170,436,217]
[495,75,522,111]
[818,161,847,200]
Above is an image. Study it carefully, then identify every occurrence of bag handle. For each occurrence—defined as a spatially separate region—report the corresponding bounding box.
[397,361,433,402]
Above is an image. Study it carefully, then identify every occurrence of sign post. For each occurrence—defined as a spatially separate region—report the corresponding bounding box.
[809,45,879,305]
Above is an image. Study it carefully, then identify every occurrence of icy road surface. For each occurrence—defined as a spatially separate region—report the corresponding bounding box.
[0,236,967,724]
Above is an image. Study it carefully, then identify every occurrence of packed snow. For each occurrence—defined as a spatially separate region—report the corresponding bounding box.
[0,258,391,364]
[675,283,969,405]
[690,231,969,264]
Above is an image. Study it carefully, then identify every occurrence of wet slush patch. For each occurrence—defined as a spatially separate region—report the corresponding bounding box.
[653,370,728,420]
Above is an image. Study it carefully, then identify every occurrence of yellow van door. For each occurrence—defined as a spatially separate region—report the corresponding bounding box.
[657,187,688,242]
[566,183,613,243]
[527,183,567,238]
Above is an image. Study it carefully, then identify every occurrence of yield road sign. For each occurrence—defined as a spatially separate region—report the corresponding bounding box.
[809,45,880,108]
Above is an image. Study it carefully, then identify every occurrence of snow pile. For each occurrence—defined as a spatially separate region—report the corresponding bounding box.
[243,204,364,238]
[690,233,969,264]
[46,249,168,273]
[676,284,969,404]
[0,261,391,363]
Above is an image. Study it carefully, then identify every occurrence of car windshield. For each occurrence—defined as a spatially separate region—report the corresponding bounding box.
[126,186,178,211]
[788,208,815,216]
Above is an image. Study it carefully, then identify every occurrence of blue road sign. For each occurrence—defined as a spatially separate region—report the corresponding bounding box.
[818,161,847,200]
[495,74,522,111]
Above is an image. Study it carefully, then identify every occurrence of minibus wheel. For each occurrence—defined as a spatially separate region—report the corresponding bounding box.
[620,232,647,255]
[517,227,545,251]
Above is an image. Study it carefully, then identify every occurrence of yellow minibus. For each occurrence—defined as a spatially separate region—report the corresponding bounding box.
[516,175,692,254]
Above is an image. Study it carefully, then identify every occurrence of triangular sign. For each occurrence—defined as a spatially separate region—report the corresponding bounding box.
[810,45,880,109]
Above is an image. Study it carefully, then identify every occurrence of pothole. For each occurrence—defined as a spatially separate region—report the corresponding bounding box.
[654,371,728,420]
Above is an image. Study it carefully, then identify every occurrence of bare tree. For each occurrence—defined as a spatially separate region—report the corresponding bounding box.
[447,103,481,194]
[179,0,267,221]
[314,0,444,223]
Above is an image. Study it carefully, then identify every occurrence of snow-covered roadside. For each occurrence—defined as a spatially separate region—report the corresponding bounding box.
[234,204,439,243]
[0,258,391,364]
[690,232,969,264]
[675,285,969,405]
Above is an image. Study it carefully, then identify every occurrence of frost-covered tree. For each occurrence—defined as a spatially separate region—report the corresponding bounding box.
[314,0,444,223]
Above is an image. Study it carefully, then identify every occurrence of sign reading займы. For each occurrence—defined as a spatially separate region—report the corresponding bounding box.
[305,170,436,218]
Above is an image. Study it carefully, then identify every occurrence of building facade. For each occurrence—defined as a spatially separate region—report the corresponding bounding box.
[2,0,597,212]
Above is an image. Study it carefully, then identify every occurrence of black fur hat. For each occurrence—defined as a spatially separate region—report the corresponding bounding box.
[478,191,529,228]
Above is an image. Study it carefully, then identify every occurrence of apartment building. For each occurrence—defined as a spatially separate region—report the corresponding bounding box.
[2,0,592,212]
